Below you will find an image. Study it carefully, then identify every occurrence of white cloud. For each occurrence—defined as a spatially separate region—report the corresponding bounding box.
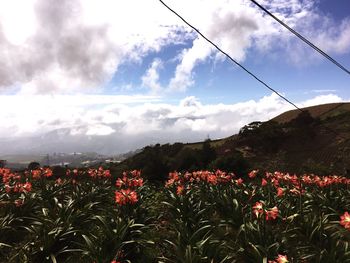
[0,0,180,94]
[168,38,213,92]
[86,124,115,136]
[0,94,160,137]
[299,94,343,107]
[307,17,350,55]
[142,58,163,94]
[258,1,350,64]
[0,92,346,154]
[0,0,349,95]
[310,89,337,94]
[0,92,344,139]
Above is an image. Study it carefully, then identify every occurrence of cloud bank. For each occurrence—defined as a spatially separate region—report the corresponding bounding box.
[0,93,344,154]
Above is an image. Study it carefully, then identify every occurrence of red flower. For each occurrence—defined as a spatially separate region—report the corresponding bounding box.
[276,254,288,263]
[248,170,258,178]
[261,178,268,186]
[130,170,141,177]
[252,202,264,218]
[32,169,41,180]
[23,182,32,192]
[177,185,184,195]
[165,178,175,187]
[55,178,63,185]
[104,170,111,178]
[340,212,350,230]
[207,174,217,185]
[44,168,53,177]
[128,190,138,204]
[115,191,127,205]
[14,199,23,207]
[115,178,124,188]
[276,187,284,197]
[13,183,20,192]
[266,206,279,221]
[5,184,11,193]
[115,189,138,205]
[130,178,143,188]
[236,178,243,186]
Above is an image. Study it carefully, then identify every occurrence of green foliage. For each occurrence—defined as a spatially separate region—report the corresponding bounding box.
[2,167,350,262]
[172,147,201,172]
[210,151,250,176]
[200,139,216,168]
[28,162,40,170]
[237,120,287,155]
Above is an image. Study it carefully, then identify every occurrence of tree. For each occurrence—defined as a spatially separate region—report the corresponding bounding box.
[239,121,263,136]
[172,147,201,172]
[289,110,317,140]
[28,162,40,170]
[210,151,250,176]
[201,139,216,168]
[292,110,315,127]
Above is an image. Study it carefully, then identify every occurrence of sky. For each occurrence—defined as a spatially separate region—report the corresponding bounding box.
[0,0,349,154]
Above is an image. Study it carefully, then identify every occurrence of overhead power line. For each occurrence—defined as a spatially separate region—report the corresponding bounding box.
[158,0,349,154]
[158,0,303,112]
[249,0,350,76]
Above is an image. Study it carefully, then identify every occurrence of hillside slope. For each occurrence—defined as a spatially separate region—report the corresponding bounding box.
[110,103,350,180]
[272,103,350,123]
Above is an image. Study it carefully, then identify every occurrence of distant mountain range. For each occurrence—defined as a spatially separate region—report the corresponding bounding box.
[0,126,209,157]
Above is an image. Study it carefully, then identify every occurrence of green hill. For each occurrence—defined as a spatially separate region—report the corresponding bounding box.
[109,102,350,180]
[272,102,350,123]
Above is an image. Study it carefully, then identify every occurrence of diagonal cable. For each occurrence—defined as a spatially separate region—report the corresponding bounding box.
[159,0,303,112]
[249,0,350,76]
[158,0,350,143]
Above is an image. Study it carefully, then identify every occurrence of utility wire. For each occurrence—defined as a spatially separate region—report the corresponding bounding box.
[158,1,349,136]
[159,0,350,167]
[159,0,303,112]
[249,0,350,76]
[248,0,349,142]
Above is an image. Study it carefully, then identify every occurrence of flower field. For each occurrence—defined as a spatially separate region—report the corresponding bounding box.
[1,167,350,262]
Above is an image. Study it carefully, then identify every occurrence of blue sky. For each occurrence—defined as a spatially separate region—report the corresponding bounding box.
[0,0,349,154]
[101,0,350,105]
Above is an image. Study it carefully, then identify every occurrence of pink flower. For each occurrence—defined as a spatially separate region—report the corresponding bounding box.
[44,168,53,177]
[177,185,184,195]
[115,189,138,205]
[55,178,63,185]
[266,206,279,221]
[276,254,288,263]
[104,170,111,178]
[252,202,264,218]
[14,199,23,207]
[248,170,258,178]
[115,178,124,188]
[23,182,32,192]
[276,187,284,197]
[236,178,244,186]
[340,212,350,230]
